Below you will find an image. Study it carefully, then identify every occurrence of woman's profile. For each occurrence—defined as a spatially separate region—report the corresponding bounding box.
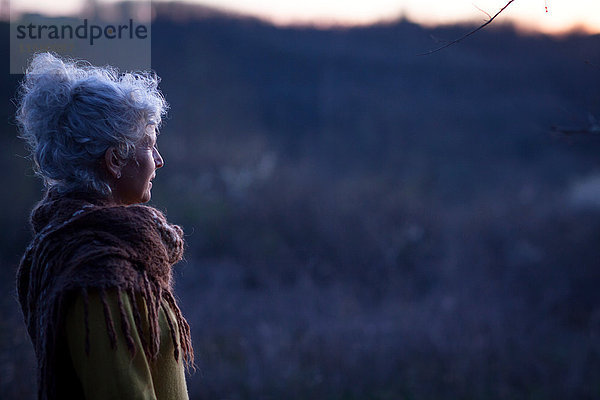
[15,52,193,400]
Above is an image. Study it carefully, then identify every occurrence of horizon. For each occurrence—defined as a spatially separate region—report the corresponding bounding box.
[9,0,600,35]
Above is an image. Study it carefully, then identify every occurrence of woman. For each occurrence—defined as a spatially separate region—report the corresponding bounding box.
[16,53,193,400]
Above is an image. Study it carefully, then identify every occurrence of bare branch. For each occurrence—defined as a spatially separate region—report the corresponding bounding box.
[428,34,449,45]
[419,0,517,56]
[472,4,492,20]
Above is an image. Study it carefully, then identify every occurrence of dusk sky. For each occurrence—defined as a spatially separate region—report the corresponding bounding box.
[10,0,600,34]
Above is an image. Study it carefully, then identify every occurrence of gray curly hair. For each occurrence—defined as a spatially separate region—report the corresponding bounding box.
[16,52,168,196]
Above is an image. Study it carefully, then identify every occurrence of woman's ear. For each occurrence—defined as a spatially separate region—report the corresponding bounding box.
[104,147,122,179]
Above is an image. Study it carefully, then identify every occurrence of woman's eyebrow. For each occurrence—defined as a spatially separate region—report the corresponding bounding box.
[137,135,153,147]
[147,126,157,141]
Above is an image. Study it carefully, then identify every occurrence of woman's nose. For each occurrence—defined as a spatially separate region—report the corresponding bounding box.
[154,148,164,169]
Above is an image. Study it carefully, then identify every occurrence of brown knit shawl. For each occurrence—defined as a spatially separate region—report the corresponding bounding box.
[17,190,194,400]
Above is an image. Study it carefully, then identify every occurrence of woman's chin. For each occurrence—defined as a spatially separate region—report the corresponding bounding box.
[143,185,152,203]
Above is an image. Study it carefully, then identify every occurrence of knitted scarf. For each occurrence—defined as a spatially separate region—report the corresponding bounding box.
[17,190,194,400]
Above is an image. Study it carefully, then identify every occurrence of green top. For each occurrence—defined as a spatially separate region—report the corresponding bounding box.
[66,289,189,400]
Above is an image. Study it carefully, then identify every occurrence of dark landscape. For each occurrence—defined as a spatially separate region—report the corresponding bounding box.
[1,3,600,399]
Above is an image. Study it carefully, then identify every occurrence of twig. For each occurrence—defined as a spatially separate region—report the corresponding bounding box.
[428,34,449,45]
[418,0,517,56]
[472,4,492,20]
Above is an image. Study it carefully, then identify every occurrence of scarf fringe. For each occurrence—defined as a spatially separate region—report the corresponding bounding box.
[99,288,118,350]
[164,291,195,370]
[115,289,136,356]
[74,285,192,368]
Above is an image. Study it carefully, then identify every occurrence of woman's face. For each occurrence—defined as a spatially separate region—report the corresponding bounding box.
[113,125,164,205]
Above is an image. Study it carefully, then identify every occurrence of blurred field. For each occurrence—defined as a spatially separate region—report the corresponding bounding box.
[1,4,600,399]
